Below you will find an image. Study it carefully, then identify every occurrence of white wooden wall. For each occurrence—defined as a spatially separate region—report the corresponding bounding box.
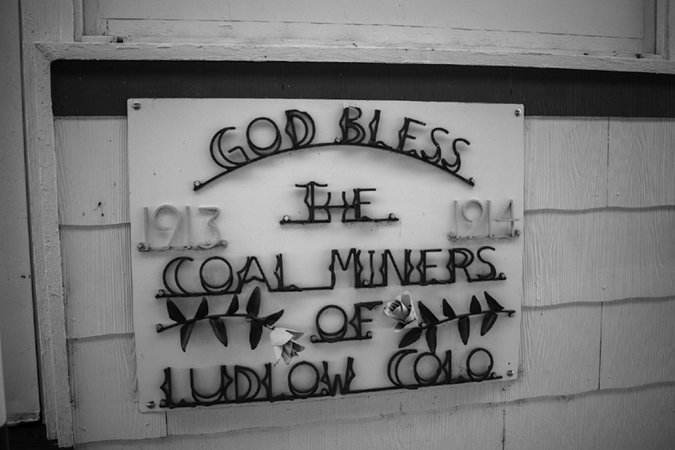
[0,0,41,424]
[53,115,675,449]
[17,0,675,448]
[82,0,651,57]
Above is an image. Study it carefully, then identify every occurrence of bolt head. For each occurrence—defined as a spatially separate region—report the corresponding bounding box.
[507,370,514,377]
[514,109,522,116]
[132,102,141,110]
[146,401,156,409]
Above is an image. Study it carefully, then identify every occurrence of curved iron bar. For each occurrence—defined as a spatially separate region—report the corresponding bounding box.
[194,141,475,192]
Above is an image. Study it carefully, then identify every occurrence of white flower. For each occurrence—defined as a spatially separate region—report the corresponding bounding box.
[383,290,418,332]
[270,327,305,365]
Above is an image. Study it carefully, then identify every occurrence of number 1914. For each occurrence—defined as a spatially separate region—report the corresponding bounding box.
[449,199,520,240]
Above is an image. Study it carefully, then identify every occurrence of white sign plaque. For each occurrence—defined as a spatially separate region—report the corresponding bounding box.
[128,99,524,412]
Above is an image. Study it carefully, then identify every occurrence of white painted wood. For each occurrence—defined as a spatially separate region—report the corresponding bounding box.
[82,0,106,36]
[105,19,642,57]
[0,0,41,424]
[60,225,133,338]
[74,429,293,450]
[287,404,503,450]
[69,335,167,444]
[525,118,608,210]
[96,0,644,39]
[20,0,74,444]
[166,305,599,435]
[504,383,675,450]
[78,403,504,450]
[656,0,669,57]
[512,304,601,396]
[73,0,84,42]
[600,296,675,389]
[36,42,675,75]
[608,118,675,208]
[643,0,656,54]
[524,208,675,306]
[55,117,129,225]
[17,3,675,450]
[73,384,675,450]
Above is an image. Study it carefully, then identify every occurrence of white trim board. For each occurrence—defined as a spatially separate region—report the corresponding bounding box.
[38,42,675,74]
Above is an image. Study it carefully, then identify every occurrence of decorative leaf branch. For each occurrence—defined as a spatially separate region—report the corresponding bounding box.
[398,291,515,352]
[156,287,284,352]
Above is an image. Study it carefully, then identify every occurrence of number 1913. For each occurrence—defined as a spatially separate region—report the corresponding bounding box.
[137,205,226,252]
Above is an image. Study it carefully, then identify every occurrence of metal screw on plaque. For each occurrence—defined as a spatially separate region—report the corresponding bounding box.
[507,370,514,377]
[514,109,521,117]
[132,101,141,110]
[146,401,156,409]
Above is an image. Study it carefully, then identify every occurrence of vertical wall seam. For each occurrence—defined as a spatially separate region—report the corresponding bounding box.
[501,408,506,450]
[598,302,603,390]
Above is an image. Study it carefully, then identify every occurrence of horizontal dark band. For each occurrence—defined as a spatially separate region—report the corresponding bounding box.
[51,60,675,117]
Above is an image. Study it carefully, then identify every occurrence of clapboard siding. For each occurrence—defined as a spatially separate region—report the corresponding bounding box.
[68,335,167,444]
[600,296,675,389]
[76,384,675,450]
[524,208,675,306]
[55,114,675,447]
[60,224,133,338]
[514,304,600,396]
[525,117,608,210]
[608,118,675,208]
[286,404,504,450]
[55,117,129,225]
[504,383,675,450]
[80,404,504,450]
